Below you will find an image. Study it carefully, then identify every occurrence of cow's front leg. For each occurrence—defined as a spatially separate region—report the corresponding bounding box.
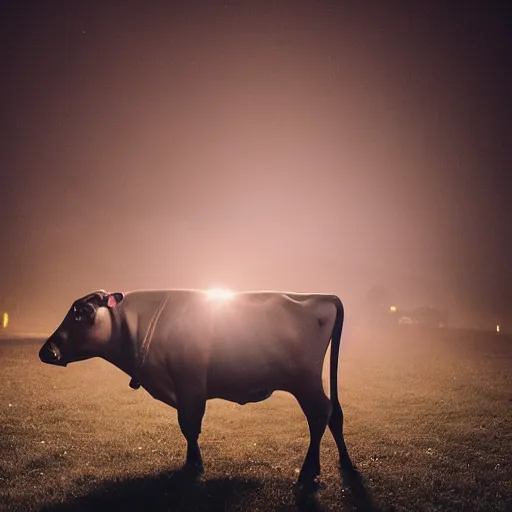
[177,392,206,475]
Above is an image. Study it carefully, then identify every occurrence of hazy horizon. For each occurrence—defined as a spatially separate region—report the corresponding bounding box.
[1,2,510,333]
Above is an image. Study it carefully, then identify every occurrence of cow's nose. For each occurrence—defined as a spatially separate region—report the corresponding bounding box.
[39,341,66,366]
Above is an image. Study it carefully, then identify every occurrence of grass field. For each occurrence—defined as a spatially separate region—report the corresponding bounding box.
[1,327,511,511]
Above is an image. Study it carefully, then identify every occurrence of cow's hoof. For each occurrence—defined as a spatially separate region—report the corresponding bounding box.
[340,458,357,477]
[294,475,322,496]
[182,461,204,479]
[296,467,322,489]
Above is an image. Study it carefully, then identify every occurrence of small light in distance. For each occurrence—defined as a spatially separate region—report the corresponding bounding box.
[2,312,8,329]
[390,306,397,312]
[205,288,235,300]
[496,324,500,334]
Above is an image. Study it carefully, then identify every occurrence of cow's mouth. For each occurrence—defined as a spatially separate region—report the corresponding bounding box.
[39,341,67,367]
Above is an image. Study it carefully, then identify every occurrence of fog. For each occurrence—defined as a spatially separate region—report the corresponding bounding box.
[1,2,509,332]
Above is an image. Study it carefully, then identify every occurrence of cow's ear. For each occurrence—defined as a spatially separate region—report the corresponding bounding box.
[107,292,125,308]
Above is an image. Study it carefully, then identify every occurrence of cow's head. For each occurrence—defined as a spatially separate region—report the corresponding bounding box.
[39,290,124,367]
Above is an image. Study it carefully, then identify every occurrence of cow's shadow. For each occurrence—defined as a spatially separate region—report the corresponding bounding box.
[293,463,380,512]
[338,464,381,512]
[40,469,260,512]
[40,464,378,512]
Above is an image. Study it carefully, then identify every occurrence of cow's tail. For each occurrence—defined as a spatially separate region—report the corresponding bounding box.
[329,295,345,412]
[328,295,354,471]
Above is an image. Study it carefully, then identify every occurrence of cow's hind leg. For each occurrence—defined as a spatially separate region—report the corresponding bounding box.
[293,379,332,486]
[177,392,206,475]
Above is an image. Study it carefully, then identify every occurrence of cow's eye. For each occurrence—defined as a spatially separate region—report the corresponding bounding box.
[73,306,87,322]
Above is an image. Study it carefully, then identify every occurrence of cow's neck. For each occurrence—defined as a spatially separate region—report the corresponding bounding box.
[101,308,139,379]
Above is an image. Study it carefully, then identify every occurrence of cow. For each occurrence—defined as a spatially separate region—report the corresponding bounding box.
[39,289,354,485]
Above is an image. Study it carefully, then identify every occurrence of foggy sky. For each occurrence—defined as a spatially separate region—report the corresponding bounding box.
[1,2,510,331]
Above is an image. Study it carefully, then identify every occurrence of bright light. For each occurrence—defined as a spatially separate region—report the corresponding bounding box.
[205,288,235,300]
[496,324,500,333]
[2,312,8,329]
[390,306,397,312]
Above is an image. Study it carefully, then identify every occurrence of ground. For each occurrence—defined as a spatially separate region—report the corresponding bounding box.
[0,327,510,511]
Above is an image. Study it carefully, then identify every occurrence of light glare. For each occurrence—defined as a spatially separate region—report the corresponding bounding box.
[2,312,8,329]
[205,288,235,300]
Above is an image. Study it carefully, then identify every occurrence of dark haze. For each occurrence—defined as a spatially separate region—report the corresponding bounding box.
[1,2,510,332]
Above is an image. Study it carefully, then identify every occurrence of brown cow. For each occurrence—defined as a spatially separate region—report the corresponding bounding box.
[39,289,353,484]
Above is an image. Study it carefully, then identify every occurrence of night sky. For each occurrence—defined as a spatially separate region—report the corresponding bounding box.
[1,2,510,332]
